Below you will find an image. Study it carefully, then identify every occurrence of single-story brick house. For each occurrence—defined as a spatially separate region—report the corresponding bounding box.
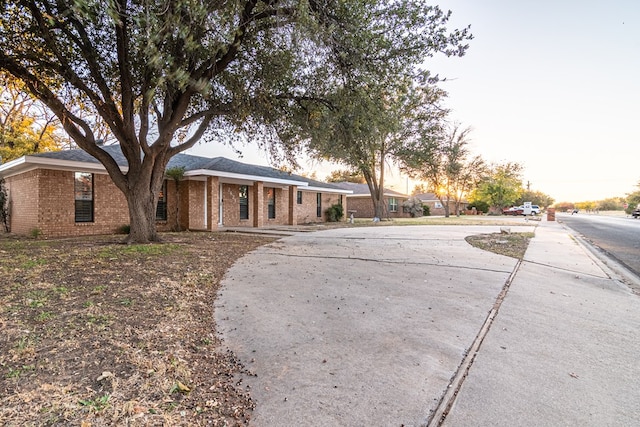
[0,145,351,238]
[415,192,470,216]
[330,182,411,219]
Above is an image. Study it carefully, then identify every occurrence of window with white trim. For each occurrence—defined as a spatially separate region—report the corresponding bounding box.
[389,197,398,212]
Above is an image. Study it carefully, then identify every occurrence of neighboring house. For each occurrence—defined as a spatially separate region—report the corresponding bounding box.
[0,145,351,238]
[415,192,470,216]
[331,182,411,219]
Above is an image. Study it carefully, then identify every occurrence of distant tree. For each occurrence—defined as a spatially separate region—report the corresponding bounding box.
[516,190,554,208]
[298,171,318,181]
[473,162,524,214]
[553,201,575,212]
[404,126,486,217]
[0,73,65,161]
[326,169,366,184]
[411,183,429,195]
[625,182,640,215]
[575,201,597,212]
[597,197,625,211]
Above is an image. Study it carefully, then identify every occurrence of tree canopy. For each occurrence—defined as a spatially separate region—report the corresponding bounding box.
[0,0,472,241]
[471,162,524,213]
[0,73,65,162]
[403,125,485,217]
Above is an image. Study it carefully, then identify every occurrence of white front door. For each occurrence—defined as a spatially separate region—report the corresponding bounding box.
[218,184,223,225]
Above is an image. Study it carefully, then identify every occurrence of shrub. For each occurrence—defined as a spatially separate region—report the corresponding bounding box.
[116,224,131,234]
[467,200,489,214]
[325,204,344,222]
[402,197,424,218]
[422,205,431,216]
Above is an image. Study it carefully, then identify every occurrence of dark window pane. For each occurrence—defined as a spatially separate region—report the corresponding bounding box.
[316,193,322,217]
[239,185,249,220]
[267,188,275,219]
[156,181,167,221]
[74,172,93,222]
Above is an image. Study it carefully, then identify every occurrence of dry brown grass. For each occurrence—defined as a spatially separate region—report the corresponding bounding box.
[0,232,275,426]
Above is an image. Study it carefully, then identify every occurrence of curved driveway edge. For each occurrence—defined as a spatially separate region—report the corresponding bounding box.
[215,225,530,426]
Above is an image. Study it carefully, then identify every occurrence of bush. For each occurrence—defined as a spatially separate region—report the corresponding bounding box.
[402,197,423,218]
[325,204,344,222]
[422,205,431,216]
[467,200,489,214]
[116,224,131,234]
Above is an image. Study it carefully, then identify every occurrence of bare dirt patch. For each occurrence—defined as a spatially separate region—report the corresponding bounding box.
[465,232,535,260]
[0,232,275,426]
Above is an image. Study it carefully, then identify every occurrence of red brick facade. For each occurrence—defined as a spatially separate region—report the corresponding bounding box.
[2,168,348,237]
[346,195,411,219]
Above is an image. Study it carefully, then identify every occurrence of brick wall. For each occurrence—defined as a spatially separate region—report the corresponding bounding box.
[263,186,291,226]
[296,190,344,224]
[4,169,39,235]
[39,170,130,237]
[346,196,411,219]
[221,183,243,227]
[187,179,207,230]
[346,197,375,218]
[4,169,132,238]
[4,168,184,238]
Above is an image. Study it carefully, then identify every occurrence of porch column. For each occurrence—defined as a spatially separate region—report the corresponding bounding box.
[288,185,298,226]
[252,181,264,227]
[207,176,219,231]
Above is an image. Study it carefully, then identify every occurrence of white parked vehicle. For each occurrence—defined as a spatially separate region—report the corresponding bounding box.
[521,202,541,216]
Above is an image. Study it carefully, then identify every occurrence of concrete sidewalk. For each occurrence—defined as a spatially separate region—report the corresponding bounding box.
[442,221,640,426]
[215,221,640,426]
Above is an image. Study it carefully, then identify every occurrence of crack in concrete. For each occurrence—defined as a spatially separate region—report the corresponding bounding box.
[425,258,523,426]
[263,251,514,275]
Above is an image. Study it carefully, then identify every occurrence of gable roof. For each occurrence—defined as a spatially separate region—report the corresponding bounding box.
[330,182,408,198]
[414,192,439,201]
[0,145,350,193]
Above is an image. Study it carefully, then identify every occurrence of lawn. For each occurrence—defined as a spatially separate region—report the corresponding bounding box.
[0,232,275,426]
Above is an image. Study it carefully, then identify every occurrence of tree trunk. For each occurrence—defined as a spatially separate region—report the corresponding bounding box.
[124,184,160,244]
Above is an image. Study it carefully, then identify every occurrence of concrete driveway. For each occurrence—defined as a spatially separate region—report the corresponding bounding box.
[215,225,531,426]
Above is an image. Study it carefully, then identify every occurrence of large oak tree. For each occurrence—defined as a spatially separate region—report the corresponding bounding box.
[1,0,470,241]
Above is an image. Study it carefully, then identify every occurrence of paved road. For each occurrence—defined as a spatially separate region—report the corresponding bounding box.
[557,212,640,278]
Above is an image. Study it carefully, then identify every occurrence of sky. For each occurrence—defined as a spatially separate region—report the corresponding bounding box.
[190,0,640,203]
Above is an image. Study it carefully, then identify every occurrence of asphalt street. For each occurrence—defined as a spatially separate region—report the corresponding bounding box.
[558,212,640,277]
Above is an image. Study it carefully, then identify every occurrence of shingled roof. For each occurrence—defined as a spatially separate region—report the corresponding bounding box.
[330,182,408,197]
[2,145,347,192]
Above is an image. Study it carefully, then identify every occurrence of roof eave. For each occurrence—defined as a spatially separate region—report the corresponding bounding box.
[304,185,353,194]
[184,169,309,187]
[0,155,128,177]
